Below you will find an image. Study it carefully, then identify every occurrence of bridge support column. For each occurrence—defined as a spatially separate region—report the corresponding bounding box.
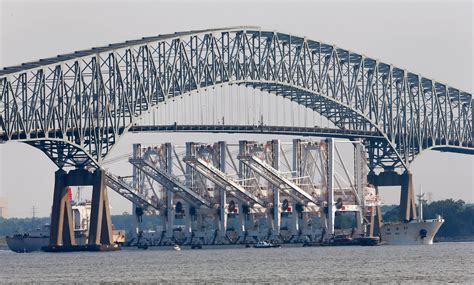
[88,169,113,247]
[400,172,417,222]
[45,168,117,252]
[367,186,383,237]
[367,170,417,226]
[49,169,76,248]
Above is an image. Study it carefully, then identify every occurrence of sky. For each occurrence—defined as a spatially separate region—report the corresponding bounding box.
[0,0,473,217]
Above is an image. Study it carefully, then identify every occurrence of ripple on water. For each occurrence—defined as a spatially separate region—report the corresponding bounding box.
[0,242,473,283]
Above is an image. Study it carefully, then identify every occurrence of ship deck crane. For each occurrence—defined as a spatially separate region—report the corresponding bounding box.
[105,172,161,211]
[183,156,267,207]
[129,158,213,208]
[237,154,318,205]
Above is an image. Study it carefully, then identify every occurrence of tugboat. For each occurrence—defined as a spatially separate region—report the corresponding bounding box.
[253,240,281,248]
[381,186,444,245]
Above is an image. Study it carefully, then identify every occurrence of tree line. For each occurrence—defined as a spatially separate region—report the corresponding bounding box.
[382,199,473,238]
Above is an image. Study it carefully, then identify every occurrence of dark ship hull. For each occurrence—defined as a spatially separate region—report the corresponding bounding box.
[6,236,49,253]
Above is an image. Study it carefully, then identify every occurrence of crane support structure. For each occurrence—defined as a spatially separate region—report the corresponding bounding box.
[129,158,212,208]
[183,155,266,207]
[237,154,317,205]
[105,172,160,211]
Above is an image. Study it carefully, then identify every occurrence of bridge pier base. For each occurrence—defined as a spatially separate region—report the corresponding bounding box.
[44,168,119,252]
[48,169,76,248]
[367,171,417,225]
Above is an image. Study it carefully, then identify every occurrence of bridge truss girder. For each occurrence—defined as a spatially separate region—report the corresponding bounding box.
[0,27,472,170]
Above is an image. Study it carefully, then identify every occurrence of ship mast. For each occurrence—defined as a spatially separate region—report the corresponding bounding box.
[416,185,425,222]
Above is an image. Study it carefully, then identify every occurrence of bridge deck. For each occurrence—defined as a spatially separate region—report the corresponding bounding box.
[129,124,384,139]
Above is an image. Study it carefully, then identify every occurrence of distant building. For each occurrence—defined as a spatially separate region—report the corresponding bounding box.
[0,198,8,218]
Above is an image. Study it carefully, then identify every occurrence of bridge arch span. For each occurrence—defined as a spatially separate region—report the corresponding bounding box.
[0,26,472,170]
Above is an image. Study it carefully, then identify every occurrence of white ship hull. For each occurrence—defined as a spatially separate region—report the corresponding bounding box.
[381,217,444,245]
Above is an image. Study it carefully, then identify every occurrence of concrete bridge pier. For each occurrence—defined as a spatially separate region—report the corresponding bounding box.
[399,172,417,222]
[48,169,76,249]
[88,169,114,248]
[45,168,117,252]
[367,170,417,233]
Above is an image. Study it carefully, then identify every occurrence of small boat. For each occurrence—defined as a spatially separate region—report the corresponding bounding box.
[253,241,281,248]
[173,244,181,251]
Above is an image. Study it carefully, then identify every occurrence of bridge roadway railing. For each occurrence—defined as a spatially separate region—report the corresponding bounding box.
[128,125,385,140]
[183,155,266,207]
[129,158,213,208]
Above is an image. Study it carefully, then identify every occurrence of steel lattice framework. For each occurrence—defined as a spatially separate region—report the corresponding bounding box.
[0,26,472,170]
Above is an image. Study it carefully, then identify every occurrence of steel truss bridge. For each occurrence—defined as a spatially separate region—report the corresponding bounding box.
[1,26,472,171]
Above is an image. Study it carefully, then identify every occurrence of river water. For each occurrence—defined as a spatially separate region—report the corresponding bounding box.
[0,242,473,283]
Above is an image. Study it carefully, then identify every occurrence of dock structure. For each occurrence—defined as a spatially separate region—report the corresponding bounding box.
[115,138,380,246]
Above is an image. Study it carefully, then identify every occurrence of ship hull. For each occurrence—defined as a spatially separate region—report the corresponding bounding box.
[6,236,49,253]
[381,218,444,245]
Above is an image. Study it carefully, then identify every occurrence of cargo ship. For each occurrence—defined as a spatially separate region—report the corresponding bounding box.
[380,187,444,245]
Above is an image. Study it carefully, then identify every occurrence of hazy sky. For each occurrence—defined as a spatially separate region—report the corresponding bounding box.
[0,0,473,217]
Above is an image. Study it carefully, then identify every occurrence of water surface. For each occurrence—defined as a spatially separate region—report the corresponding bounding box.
[1,242,473,283]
